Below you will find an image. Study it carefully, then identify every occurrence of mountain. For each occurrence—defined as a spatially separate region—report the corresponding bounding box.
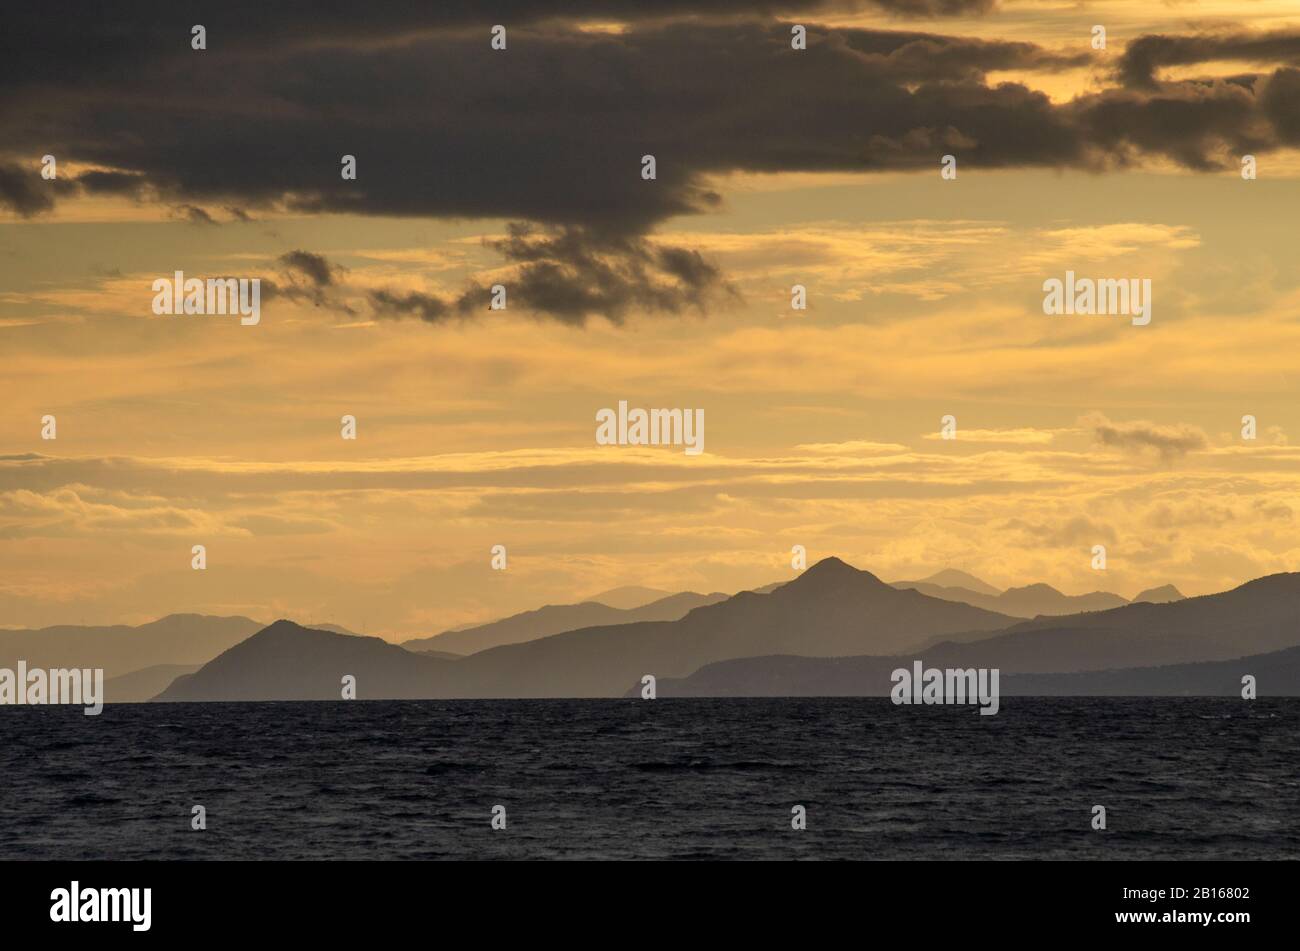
[104,664,201,703]
[968,573,1300,672]
[645,572,1300,695]
[585,585,674,610]
[1132,584,1185,604]
[402,591,727,655]
[0,614,263,681]
[311,622,363,636]
[155,620,447,701]
[906,569,1001,596]
[641,645,1300,697]
[163,558,1017,701]
[994,584,1128,617]
[999,648,1291,695]
[892,580,1127,618]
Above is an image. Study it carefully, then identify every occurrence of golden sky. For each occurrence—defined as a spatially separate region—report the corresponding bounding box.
[3,1,1300,635]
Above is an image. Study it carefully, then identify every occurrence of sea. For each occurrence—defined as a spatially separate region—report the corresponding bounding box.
[2,697,1296,860]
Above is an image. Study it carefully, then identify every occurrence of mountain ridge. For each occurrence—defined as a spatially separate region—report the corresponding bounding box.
[157,557,1020,700]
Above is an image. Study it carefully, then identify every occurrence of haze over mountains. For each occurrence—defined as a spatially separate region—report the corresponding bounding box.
[158,558,1300,702]
[157,622,445,702]
[0,614,261,682]
[584,586,675,610]
[891,570,1183,618]
[160,558,1019,700]
[402,590,727,655]
[648,646,1300,697]
[8,557,1285,704]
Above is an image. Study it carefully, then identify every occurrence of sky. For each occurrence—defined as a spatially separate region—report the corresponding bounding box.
[4,1,1300,636]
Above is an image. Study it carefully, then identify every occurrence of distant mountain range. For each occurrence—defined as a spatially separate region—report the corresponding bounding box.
[642,646,1300,697]
[8,558,1276,703]
[401,590,727,655]
[157,559,1017,700]
[891,571,1183,618]
[897,569,1000,596]
[584,585,675,610]
[156,622,445,701]
[0,614,262,683]
[153,559,1300,702]
[105,663,202,702]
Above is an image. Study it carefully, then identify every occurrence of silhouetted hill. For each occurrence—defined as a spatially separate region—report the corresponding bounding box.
[1132,584,1185,603]
[892,580,1127,618]
[646,645,1300,697]
[155,620,448,701]
[584,585,674,609]
[646,573,1300,694]
[968,573,1300,671]
[157,558,1016,700]
[402,590,727,655]
[905,569,1000,596]
[0,614,262,681]
[142,564,1300,701]
[104,664,201,703]
[435,555,1007,695]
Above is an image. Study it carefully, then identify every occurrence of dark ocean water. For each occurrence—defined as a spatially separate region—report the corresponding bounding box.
[1,697,1296,860]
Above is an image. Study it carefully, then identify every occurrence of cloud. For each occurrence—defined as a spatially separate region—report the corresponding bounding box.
[1116,29,1300,90]
[484,224,737,324]
[0,486,228,539]
[7,20,1290,229]
[922,427,1059,444]
[261,249,353,311]
[355,225,737,325]
[1083,413,1209,461]
[0,162,76,217]
[172,204,217,225]
[367,288,459,324]
[279,250,340,288]
[1002,513,1117,548]
[795,440,911,454]
[9,16,1300,322]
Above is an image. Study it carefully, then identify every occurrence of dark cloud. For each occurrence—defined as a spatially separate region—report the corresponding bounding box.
[263,250,351,310]
[0,163,76,217]
[9,18,1293,232]
[361,225,734,325]
[6,12,1300,319]
[0,22,1102,229]
[487,224,737,324]
[368,289,457,324]
[280,250,339,288]
[1084,414,1209,461]
[173,204,217,225]
[1117,29,1300,89]
[0,0,998,102]
[76,169,149,198]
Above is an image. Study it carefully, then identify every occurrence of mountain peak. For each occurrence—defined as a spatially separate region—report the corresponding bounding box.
[805,555,855,576]
[260,619,311,636]
[1004,583,1064,596]
[917,568,1000,596]
[791,556,887,588]
[1132,584,1184,603]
